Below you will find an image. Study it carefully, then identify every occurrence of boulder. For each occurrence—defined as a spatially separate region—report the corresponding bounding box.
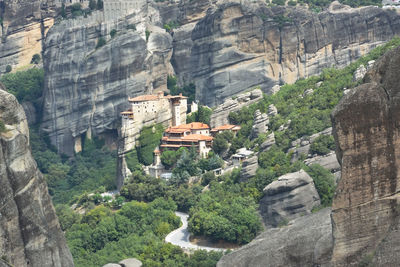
[352,64,367,82]
[259,170,320,228]
[119,258,143,267]
[267,104,278,117]
[304,152,340,172]
[217,208,333,267]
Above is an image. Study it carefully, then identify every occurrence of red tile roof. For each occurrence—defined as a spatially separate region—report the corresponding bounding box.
[128,95,159,102]
[165,122,210,133]
[211,124,238,131]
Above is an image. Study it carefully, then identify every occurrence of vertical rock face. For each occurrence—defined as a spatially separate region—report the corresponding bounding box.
[0,0,55,72]
[172,1,400,106]
[0,86,74,267]
[41,9,174,155]
[331,45,400,266]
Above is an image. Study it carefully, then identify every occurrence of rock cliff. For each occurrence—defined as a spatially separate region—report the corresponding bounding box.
[41,1,400,155]
[0,86,74,267]
[0,0,55,73]
[41,7,174,155]
[172,1,400,106]
[330,44,400,266]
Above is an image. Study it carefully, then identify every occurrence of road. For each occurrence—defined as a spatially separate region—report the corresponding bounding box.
[165,212,227,252]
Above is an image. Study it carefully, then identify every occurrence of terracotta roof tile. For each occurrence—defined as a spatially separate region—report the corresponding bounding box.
[128,95,159,102]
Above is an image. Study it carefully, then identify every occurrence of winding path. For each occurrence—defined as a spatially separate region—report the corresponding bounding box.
[165,212,226,252]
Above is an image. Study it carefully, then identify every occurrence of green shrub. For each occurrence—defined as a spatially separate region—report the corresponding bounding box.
[5,65,11,73]
[109,29,117,38]
[310,134,336,155]
[145,30,151,42]
[305,164,336,207]
[0,120,6,133]
[0,68,44,102]
[288,0,297,6]
[97,0,103,9]
[125,150,140,171]
[89,0,97,10]
[137,124,164,166]
[31,53,41,64]
[167,75,196,104]
[96,37,106,49]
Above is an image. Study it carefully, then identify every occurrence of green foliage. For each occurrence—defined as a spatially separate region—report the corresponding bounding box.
[89,0,97,10]
[167,75,196,104]
[145,30,151,42]
[305,164,336,207]
[161,148,186,169]
[186,105,212,125]
[288,0,297,6]
[109,29,117,38]
[5,65,12,73]
[96,37,106,49]
[137,124,164,166]
[197,152,223,172]
[30,127,117,204]
[297,0,382,9]
[310,135,336,155]
[171,148,200,184]
[272,0,285,5]
[56,204,82,231]
[61,3,66,18]
[0,120,6,133]
[125,150,140,171]
[213,131,234,155]
[31,53,41,64]
[188,181,262,244]
[70,3,83,17]
[164,21,180,32]
[97,0,104,9]
[0,68,44,102]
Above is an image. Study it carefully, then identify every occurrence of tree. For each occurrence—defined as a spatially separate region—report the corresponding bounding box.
[5,65,11,73]
[305,164,336,206]
[31,54,41,64]
[96,37,106,49]
[97,0,104,10]
[110,29,117,38]
[213,134,229,155]
[161,150,178,169]
[89,0,97,10]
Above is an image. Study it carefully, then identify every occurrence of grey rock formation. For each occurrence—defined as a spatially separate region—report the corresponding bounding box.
[0,86,74,267]
[217,208,332,267]
[41,13,174,155]
[259,170,320,228]
[250,110,269,139]
[0,0,55,73]
[331,44,400,266]
[267,104,278,117]
[352,64,367,82]
[239,155,258,181]
[209,89,262,127]
[304,152,340,172]
[21,101,37,125]
[173,1,400,106]
[259,132,275,152]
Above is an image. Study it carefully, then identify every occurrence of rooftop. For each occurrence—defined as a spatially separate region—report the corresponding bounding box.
[211,124,240,132]
[128,93,188,102]
[162,134,213,142]
[165,122,210,133]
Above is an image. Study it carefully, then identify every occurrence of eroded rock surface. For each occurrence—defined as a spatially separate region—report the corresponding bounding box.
[259,169,320,228]
[331,45,400,266]
[0,86,74,267]
[217,208,332,267]
[173,1,400,106]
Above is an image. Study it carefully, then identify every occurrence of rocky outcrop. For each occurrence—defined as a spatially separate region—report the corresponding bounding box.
[209,88,262,127]
[173,1,400,106]
[41,7,174,155]
[250,110,269,139]
[330,45,400,266]
[259,170,320,228]
[0,86,74,267]
[239,155,258,181]
[217,208,332,267]
[0,0,55,73]
[259,132,275,152]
